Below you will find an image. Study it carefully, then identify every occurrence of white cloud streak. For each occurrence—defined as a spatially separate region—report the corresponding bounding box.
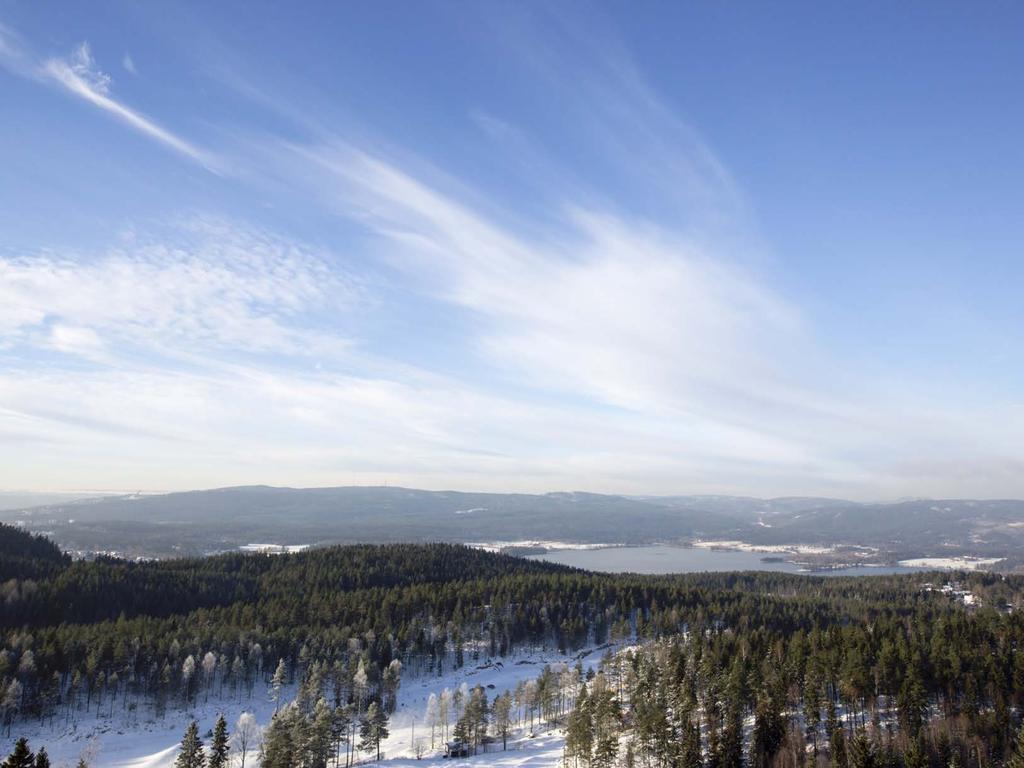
[40,43,218,171]
[0,31,218,172]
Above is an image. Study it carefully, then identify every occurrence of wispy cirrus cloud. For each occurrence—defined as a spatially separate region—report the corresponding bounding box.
[40,43,219,172]
[0,30,219,172]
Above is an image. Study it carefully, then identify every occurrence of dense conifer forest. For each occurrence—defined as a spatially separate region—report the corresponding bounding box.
[3,523,1024,766]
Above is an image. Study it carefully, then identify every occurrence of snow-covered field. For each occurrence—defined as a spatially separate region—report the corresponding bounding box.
[237,543,311,554]
[466,541,619,553]
[898,556,1004,570]
[690,540,846,556]
[3,645,616,768]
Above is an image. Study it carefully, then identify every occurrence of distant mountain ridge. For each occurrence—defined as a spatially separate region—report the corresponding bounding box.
[6,485,1024,562]
[629,494,855,519]
[2,485,743,556]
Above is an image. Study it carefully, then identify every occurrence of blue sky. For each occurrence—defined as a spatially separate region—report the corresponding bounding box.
[2,2,1023,498]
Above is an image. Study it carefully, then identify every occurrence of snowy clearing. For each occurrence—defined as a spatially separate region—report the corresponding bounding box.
[898,556,1004,570]
[238,543,310,554]
[690,540,839,555]
[3,644,617,768]
[465,541,620,553]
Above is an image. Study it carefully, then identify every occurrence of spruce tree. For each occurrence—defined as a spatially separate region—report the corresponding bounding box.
[174,721,205,768]
[848,729,877,768]
[1,739,34,768]
[830,725,848,768]
[208,715,230,768]
[680,718,702,768]
[262,704,300,768]
[591,687,620,768]
[32,750,49,768]
[306,698,335,768]
[750,692,786,768]
[1007,723,1024,768]
[897,664,927,740]
[359,701,389,761]
[565,685,593,766]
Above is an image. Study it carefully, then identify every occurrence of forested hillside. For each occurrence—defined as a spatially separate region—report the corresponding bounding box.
[0,524,68,581]
[4,531,1024,766]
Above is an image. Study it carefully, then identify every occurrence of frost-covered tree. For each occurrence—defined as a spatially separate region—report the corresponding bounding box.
[231,711,259,768]
[382,659,402,713]
[202,652,217,703]
[270,658,288,714]
[425,693,440,749]
[352,659,369,713]
[180,655,196,705]
[2,680,23,736]
[439,688,452,742]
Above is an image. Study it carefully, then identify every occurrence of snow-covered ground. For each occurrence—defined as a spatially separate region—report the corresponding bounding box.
[691,540,848,556]
[898,556,1004,570]
[3,645,616,768]
[238,543,310,554]
[466,541,620,553]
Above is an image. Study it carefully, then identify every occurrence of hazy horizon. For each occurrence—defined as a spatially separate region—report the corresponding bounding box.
[3,4,1024,498]
[2,483,1021,507]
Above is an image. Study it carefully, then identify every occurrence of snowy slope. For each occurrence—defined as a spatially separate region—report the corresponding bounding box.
[4,644,616,768]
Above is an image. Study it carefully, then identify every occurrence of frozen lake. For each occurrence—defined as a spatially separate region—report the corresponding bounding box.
[529,544,924,576]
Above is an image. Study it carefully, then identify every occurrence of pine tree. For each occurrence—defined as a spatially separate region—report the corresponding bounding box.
[465,686,489,752]
[174,721,205,768]
[1,739,34,768]
[897,663,927,740]
[565,685,593,767]
[591,687,620,768]
[1007,723,1024,768]
[848,729,877,768]
[680,718,702,768]
[32,749,49,768]
[305,698,335,768]
[359,701,389,761]
[750,691,786,768]
[261,704,300,768]
[492,692,513,750]
[208,715,230,768]
[830,724,848,768]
